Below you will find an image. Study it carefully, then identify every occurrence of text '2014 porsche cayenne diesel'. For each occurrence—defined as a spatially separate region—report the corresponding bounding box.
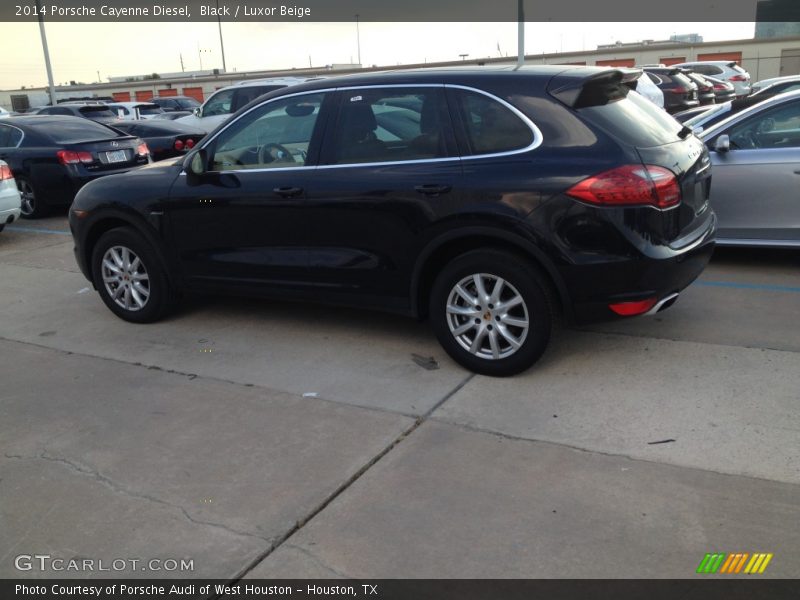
[70,67,716,376]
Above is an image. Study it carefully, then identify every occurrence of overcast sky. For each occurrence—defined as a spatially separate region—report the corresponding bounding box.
[0,21,756,90]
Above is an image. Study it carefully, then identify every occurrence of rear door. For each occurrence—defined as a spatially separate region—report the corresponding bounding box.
[303,86,461,308]
[706,98,800,242]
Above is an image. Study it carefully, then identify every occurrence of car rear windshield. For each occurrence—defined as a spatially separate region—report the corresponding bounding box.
[46,119,125,143]
[138,105,163,115]
[79,106,117,118]
[577,89,685,147]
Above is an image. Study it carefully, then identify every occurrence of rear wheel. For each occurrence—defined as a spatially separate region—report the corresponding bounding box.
[17,177,47,219]
[91,227,173,323]
[430,249,556,376]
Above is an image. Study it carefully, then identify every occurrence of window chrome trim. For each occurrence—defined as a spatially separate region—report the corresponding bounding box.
[0,122,25,148]
[191,83,545,175]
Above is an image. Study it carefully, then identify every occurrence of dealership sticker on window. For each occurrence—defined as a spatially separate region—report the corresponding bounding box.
[350,96,363,102]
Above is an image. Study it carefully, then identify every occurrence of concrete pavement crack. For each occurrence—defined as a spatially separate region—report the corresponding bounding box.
[280,543,351,579]
[2,451,271,545]
[215,372,476,592]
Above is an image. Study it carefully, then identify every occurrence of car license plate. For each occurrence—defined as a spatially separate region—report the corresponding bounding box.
[105,150,127,163]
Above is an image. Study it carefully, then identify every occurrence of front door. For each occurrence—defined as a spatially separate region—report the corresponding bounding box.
[167,91,332,291]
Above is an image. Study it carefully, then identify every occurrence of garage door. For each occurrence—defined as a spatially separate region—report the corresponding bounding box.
[158,88,178,97]
[112,92,131,102]
[596,58,635,67]
[697,52,742,63]
[135,90,153,101]
[660,56,686,66]
[183,87,204,102]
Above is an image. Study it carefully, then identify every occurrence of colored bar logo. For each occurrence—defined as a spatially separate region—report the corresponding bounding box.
[696,552,773,574]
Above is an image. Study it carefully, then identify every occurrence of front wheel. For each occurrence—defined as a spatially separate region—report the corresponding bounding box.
[429,249,556,376]
[91,227,173,323]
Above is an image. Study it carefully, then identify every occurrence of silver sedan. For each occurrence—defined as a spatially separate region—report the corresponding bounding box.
[699,90,800,247]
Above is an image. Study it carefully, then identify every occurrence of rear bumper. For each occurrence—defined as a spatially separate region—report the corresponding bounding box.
[562,211,717,325]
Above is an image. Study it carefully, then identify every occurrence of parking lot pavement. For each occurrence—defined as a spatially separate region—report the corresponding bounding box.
[1,214,799,579]
[0,338,413,578]
[248,421,800,578]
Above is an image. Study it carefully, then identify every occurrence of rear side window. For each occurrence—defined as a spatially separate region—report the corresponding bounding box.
[47,120,123,143]
[41,107,72,116]
[0,125,22,147]
[577,90,684,148]
[452,89,534,156]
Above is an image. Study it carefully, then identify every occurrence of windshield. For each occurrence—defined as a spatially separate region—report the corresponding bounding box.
[47,119,125,143]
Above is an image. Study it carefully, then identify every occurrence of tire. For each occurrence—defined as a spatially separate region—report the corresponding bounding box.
[91,227,174,323]
[429,249,557,376]
[17,177,48,219]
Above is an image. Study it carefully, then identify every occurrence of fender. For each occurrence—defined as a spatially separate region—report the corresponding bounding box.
[409,225,572,318]
[77,205,182,289]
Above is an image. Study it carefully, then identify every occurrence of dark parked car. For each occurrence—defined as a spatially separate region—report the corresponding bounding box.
[0,116,150,218]
[70,67,715,376]
[151,96,201,112]
[683,71,716,105]
[705,76,736,103]
[643,67,700,113]
[110,120,205,161]
[37,103,121,124]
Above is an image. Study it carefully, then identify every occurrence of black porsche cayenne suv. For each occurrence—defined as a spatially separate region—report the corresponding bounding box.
[70,66,716,376]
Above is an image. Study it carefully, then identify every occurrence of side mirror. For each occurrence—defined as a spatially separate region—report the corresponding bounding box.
[186,149,208,176]
[714,134,730,153]
[193,106,201,117]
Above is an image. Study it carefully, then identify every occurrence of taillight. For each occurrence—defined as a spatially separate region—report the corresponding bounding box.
[567,165,681,209]
[185,138,195,149]
[0,164,13,180]
[57,150,94,165]
[672,86,687,94]
[713,83,727,90]
[729,74,748,82]
[136,142,149,156]
[174,139,184,151]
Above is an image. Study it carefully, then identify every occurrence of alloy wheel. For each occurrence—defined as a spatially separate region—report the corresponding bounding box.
[101,245,150,311]
[445,273,530,360]
[18,180,35,216]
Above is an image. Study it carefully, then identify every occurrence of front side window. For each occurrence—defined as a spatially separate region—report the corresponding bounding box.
[727,100,800,150]
[328,88,451,165]
[210,93,324,171]
[453,89,534,155]
[203,90,235,117]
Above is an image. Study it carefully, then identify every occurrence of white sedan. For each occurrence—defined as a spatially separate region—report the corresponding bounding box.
[0,160,22,232]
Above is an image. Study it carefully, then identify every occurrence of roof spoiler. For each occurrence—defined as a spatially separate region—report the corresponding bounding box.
[549,69,629,108]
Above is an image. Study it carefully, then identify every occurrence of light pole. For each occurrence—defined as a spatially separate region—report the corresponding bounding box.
[198,46,211,71]
[35,0,57,106]
[216,0,227,72]
[516,0,525,69]
[355,14,361,66]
